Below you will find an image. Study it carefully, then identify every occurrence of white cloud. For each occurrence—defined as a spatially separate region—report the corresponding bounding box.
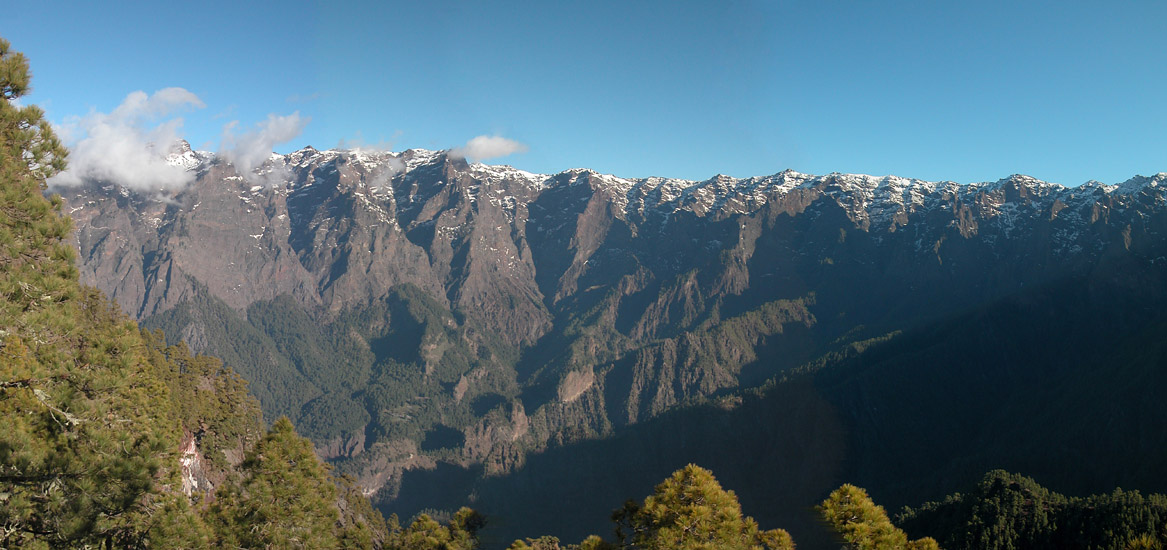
[219,112,308,180]
[368,157,406,192]
[112,88,203,120]
[48,88,205,190]
[451,135,529,161]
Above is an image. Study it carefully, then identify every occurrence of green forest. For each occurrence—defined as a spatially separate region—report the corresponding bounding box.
[4,35,1167,549]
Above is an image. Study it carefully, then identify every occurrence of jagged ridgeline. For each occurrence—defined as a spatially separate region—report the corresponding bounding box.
[0,37,391,549]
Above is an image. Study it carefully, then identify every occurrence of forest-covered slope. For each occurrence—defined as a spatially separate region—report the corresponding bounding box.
[0,36,401,549]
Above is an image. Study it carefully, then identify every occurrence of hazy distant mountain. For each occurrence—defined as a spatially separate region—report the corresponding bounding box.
[57,142,1167,545]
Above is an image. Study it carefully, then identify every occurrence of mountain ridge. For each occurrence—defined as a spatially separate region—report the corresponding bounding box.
[54,140,1167,545]
[153,139,1167,218]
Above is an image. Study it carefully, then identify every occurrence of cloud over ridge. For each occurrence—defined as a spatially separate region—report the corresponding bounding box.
[49,87,205,190]
[219,112,309,180]
[451,135,529,161]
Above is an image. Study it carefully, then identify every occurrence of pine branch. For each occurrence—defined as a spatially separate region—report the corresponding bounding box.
[0,472,85,484]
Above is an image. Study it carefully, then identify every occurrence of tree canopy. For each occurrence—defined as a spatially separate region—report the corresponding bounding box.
[819,484,938,550]
[897,470,1167,550]
[608,464,793,550]
[0,34,185,548]
[210,417,342,548]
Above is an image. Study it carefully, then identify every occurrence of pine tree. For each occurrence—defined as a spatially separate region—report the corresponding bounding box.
[335,474,391,549]
[210,416,342,549]
[385,507,484,550]
[0,37,66,185]
[138,491,214,550]
[1128,534,1163,550]
[507,535,564,550]
[819,484,939,550]
[612,464,794,550]
[1,35,191,548]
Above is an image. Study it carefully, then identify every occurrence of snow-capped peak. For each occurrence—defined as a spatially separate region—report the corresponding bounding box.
[236,145,1167,233]
[165,139,210,171]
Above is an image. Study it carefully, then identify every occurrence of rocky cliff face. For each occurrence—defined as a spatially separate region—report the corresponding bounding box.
[178,430,210,497]
[63,145,1167,337]
[56,143,1167,511]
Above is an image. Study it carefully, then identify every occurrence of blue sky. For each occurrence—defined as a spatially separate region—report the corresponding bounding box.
[7,1,1167,185]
